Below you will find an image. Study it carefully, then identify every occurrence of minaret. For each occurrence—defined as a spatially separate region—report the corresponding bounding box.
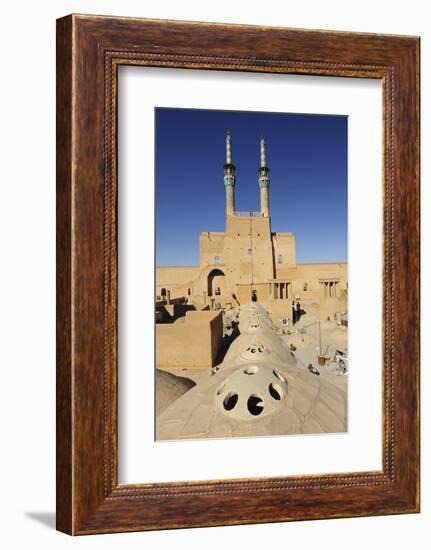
[224,130,236,216]
[258,137,270,217]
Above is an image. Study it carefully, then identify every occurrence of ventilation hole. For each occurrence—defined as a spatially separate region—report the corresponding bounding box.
[223,392,238,411]
[250,348,256,354]
[258,346,265,352]
[244,366,259,375]
[247,395,264,416]
[217,384,226,396]
[269,383,283,401]
[273,370,286,383]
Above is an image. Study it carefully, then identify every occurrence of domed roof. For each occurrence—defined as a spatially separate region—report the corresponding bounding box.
[156,303,347,440]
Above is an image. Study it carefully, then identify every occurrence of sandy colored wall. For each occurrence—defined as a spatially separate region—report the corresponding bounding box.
[156,221,346,307]
[156,261,347,307]
[272,232,297,268]
[156,266,200,300]
[156,266,199,285]
[197,215,276,300]
[236,283,272,304]
[276,263,348,301]
[156,310,223,368]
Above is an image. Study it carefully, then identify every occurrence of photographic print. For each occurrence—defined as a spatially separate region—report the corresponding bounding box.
[155,107,348,441]
[56,16,420,533]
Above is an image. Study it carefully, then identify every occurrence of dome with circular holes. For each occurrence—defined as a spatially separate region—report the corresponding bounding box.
[246,323,261,332]
[240,343,271,362]
[215,364,288,420]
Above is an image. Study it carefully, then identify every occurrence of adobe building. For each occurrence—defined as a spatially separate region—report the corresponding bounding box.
[156,303,347,439]
[156,132,347,323]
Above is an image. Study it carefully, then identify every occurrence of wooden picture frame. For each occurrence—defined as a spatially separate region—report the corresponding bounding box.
[56,14,420,534]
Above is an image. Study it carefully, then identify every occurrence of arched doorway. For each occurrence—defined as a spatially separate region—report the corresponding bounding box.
[207,269,226,297]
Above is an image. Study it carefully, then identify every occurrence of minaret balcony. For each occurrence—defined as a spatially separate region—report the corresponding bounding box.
[258,176,270,188]
[224,175,235,187]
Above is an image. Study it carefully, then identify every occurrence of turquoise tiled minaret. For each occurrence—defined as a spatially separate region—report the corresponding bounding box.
[224,130,236,216]
[258,137,270,217]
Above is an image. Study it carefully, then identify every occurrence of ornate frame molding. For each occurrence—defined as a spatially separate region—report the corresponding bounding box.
[57,15,419,534]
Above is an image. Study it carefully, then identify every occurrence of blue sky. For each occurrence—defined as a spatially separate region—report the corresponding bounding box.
[155,107,347,265]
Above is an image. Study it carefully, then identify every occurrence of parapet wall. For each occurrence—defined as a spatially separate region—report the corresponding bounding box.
[156,310,223,368]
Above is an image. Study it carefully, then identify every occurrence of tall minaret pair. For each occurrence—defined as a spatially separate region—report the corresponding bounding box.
[223,131,270,218]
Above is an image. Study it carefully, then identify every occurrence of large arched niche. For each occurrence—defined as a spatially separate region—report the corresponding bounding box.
[207,268,226,297]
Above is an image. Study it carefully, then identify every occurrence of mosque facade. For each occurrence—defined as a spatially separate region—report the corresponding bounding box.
[156,132,347,321]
